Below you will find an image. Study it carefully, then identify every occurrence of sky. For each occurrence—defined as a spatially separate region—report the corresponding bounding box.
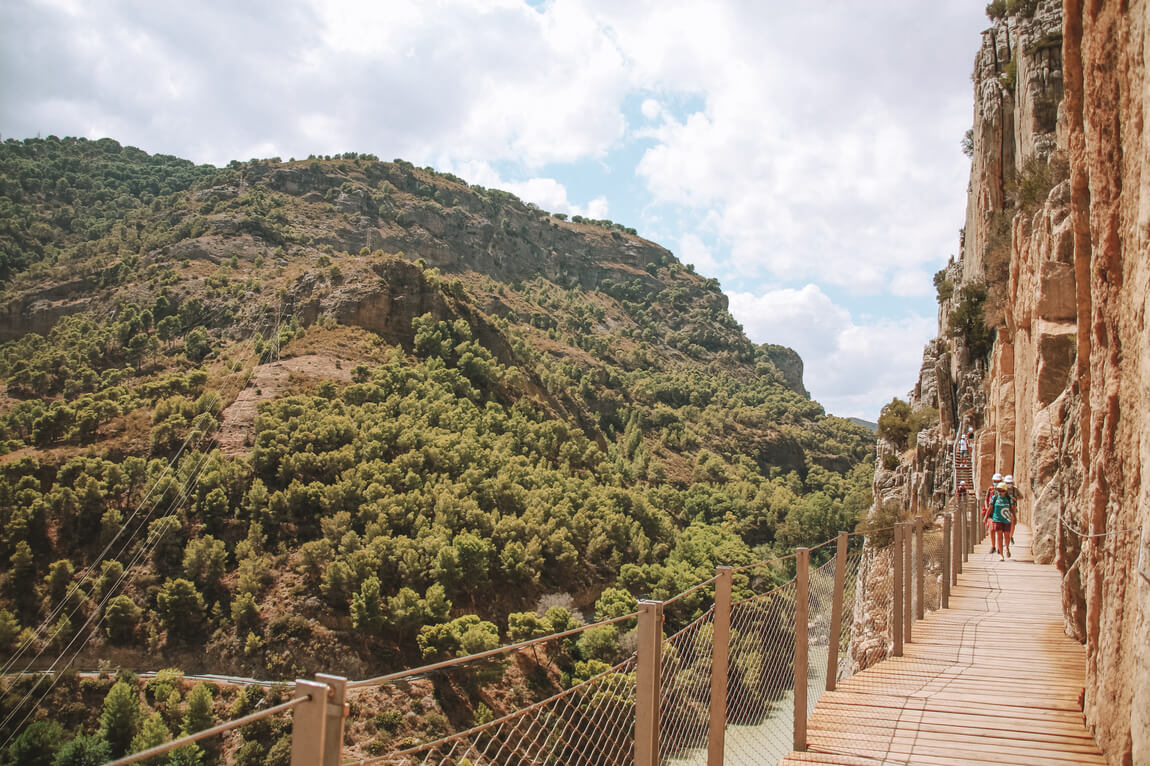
[0,0,990,420]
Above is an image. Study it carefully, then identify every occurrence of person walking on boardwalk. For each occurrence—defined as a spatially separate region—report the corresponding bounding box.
[989,481,1015,560]
[956,480,968,507]
[982,473,1002,552]
[958,433,969,467]
[1004,474,1019,544]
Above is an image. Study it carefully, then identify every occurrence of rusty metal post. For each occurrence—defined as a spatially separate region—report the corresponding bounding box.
[707,567,733,766]
[915,518,925,621]
[961,503,970,564]
[315,674,347,766]
[794,547,810,752]
[893,524,903,657]
[825,532,849,692]
[291,679,329,766]
[903,522,913,644]
[635,599,663,766]
[942,513,951,609]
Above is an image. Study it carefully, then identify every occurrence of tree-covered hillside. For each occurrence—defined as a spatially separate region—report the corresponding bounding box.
[0,136,872,761]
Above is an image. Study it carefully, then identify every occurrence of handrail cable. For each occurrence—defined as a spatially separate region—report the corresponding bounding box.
[350,654,637,765]
[104,693,311,766]
[0,306,289,746]
[661,573,720,607]
[0,301,282,676]
[730,552,797,574]
[0,300,285,677]
[346,610,640,691]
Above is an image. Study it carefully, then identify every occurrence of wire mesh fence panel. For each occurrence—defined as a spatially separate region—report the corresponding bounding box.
[361,657,638,766]
[804,554,837,716]
[848,543,895,674]
[657,609,716,763]
[721,580,798,766]
[921,529,947,614]
[832,551,864,685]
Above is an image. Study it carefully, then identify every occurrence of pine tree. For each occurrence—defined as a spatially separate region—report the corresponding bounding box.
[100,680,141,756]
[183,683,214,734]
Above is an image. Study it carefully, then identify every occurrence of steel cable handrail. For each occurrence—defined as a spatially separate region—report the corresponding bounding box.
[346,610,639,690]
[104,693,311,766]
[10,522,931,765]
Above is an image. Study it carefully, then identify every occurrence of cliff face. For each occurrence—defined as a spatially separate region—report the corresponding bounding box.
[879,2,1149,762]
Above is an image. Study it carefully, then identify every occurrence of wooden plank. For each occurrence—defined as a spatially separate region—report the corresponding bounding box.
[776,526,1107,766]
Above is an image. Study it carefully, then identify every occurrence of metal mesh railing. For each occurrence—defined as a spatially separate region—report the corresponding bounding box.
[921,528,947,614]
[722,579,798,765]
[47,519,979,766]
[658,608,716,762]
[354,657,639,766]
[848,542,896,673]
[832,551,863,685]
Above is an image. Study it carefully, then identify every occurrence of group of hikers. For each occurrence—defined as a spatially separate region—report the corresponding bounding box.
[955,472,1017,560]
[955,423,1017,561]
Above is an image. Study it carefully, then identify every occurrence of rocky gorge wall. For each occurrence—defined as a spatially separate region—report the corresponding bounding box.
[870,2,1149,762]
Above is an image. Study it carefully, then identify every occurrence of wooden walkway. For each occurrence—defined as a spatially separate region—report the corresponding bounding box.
[780,525,1108,766]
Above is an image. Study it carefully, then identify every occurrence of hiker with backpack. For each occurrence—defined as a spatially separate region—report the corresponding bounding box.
[983,472,1002,553]
[989,482,1015,560]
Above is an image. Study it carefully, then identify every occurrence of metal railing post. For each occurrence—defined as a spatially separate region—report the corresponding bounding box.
[915,518,925,621]
[953,505,962,582]
[707,567,732,766]
[291,679,329,766]
[942,513,951,609]
[903,522,913,644]
[635,599,663,766]
[825,532,848,692]
[315,674,347,766]
[893,524,903,657]
[794,547,810,752]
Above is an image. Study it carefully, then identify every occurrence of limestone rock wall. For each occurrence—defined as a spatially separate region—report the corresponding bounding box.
[871,2,1149,762]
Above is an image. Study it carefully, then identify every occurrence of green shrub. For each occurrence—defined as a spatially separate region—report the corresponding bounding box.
[949,283,991,359]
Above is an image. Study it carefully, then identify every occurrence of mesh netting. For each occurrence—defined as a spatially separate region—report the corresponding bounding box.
[921,528,947,614]
[848,543,895,674]
[657,608,716,762]
[831,551,863,685]
[361,657,638,766]
[721,579,798,766]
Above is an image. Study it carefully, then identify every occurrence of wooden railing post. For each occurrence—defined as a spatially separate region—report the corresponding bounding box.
[635,600,663,766]
[915,518,925,621]
[291,679,329,766]
[794,547,810,752]
[315,674,347,766]
[825,532,849,692]
[893,524,903,657]
[707,567,732,766]
[942,513,951,609]
[903,522,913,644]
[960,503,969,565]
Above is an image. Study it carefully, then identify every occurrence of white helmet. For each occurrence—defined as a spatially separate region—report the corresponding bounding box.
[1004,474,1014,484]
[958,480,966,486]
[991,473,1003,482]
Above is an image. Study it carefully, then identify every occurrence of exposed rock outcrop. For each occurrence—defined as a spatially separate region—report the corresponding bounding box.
[871,2,1149,762]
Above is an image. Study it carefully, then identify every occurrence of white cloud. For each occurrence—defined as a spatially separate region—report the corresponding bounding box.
[676,233,719,276]
[729,285,937,419]
[445,160,608,218]
[640,98,661,120]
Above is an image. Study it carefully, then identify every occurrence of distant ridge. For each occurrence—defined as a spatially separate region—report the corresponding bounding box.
[849,417,877,433]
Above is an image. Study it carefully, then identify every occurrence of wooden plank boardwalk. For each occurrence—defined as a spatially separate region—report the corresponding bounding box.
[780,525,1108,766]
